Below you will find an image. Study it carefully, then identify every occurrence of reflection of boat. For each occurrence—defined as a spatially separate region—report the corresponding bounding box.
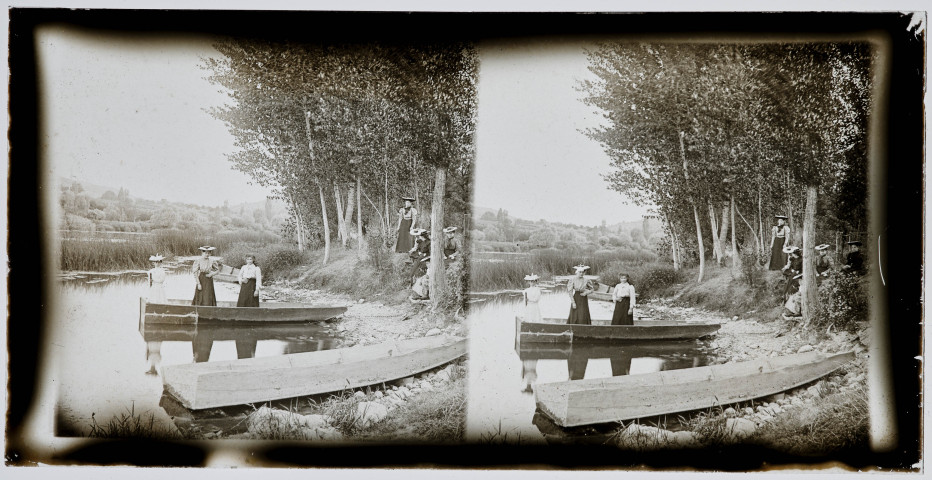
[139,321,328,343]
[516,341,699,361]
[535,351,855,427]
[213,264,241,283]
[162,334,467,410]
[139,297,348,325]
[516,316,720,343]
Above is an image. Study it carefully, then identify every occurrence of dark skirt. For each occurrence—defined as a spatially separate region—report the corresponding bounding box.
[611,297,633,326]
[395,218,414,253]
[769,237,787,270]
[192,272,216,306]
[237,278,260,307]
[567,291,591,325]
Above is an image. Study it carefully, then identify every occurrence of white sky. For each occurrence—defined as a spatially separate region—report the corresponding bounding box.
[473,37,651,227]
[37,26,275,206]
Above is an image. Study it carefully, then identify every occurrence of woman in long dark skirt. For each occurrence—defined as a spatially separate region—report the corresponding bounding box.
[192,246,219,306]
[566,265,593,325]
[394,197,418,253]
[236,254,262,307]
[610,273,636,326]
[769,215,791,270]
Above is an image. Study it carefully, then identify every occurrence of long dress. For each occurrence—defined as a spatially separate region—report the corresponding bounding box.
[524,286,542,322]
[410,238,431,282]
[394,207,418,253]
[611,282,635,326]
[566,276,592,325]
[192,257,218,306]
[147,267,167,304]
[769,225,790,270]
[236,264,261,307]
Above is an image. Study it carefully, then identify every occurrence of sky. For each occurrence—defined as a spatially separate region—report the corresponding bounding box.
[473,37,651,227]
[37,26,275,207]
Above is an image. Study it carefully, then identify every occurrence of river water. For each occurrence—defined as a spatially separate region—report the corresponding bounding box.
[465,290,719,444]
[51,268,341,437]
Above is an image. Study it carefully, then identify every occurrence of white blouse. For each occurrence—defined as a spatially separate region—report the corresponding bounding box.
[612,283,636,306]
[239,264,262,289]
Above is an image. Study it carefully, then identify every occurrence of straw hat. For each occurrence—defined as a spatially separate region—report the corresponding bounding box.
[402,196,415,202]
[815,244,830,251]
[149,254,165,262]
[573,265,590,273]
[410,228,428,237]
[847,240,862,246]
[782,245,800,254]
[774,215,788,220]
[443,226,458,233]
[197,246,216,252]
[524,274,540,281]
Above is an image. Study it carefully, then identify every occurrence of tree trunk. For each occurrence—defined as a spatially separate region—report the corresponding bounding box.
[345,183,356,241]
[730,195,741,277]
[333,183,347,247]
[288,192,304,252]
[357,175,364,255]
[707,199,722,265]
[679,131,704,282]
[384,169,390,232]
[757,186,764,253]
[318,183,330,265]
[735,202,762,256]
[429,165,448,313]
[801,184,819,321]
[671,221,680,271]
[720,200,731,260]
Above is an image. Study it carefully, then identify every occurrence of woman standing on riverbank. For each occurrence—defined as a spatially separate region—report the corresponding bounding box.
[192,246,219,306]
[769,215,791,270]
[567,265,593,325]
[611,273,636,326]
[236,254,262,307]
[147,254,167,304]
[395,196,418,253]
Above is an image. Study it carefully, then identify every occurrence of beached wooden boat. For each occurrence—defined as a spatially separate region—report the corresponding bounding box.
[535,350,855,427]
[516,316,720,343]
[161,334,467,410]
[587,282,615,302]
[139,298,347,325]
[213,264,241,283]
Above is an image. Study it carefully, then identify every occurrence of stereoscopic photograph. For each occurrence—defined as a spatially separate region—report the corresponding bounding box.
[5,8,925,473]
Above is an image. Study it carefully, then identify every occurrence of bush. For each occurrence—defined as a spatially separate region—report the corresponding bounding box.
[262,244,308,280]
[812,273,868,333]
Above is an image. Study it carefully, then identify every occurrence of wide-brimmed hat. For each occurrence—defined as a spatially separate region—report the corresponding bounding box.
[573,265,590,273]
[149,254,165,262]
[443,226,458,233]
[847,240,863,246]
[410,228,428,237]
[524,274,540,281]
[198,246,216,252]
[782,245,800,254]
[774,215,788,220]
[401,196,415,202]
[815,244,831,251]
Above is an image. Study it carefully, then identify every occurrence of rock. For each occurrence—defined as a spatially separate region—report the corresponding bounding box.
[425,328,442,337]
[766,393,786,402]
[724,407,737,417]
[358,299,365,303]
[355,402,388,427]
[770,404,784,415]
[246,407,336,439]
[397,386,411,398]
[725,418,757,439]
[798,345,814,353]
[373,391,384,399]
[391,385,399,391]
[420,382,434,392]
[411,387,422,394]
[807,385,822,398]
[397,377,415,387]
[435,370,452,382]
[743,407,755,416]
[335,324,347,333]
[353,391,366,399]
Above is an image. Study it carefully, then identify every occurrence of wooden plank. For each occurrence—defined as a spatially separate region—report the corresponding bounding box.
[162,335,466,410]
[142,298,347,324]
[519,320,720,342]
[535,351,854,427]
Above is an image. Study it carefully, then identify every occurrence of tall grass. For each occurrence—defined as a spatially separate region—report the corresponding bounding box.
[86,404,180,439]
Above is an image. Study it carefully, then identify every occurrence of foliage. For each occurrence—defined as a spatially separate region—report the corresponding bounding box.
[86,405,180,440]
[811,273,869,333]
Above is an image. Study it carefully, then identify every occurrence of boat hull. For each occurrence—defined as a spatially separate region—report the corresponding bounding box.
[534,351,855,427]
[140,298,347,325]
[516,316,720,343]
[162,335,467,410]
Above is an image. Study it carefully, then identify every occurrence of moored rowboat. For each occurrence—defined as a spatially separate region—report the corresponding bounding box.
[516,316,720,343]
[212,264,241,283]
[534,350,855,427]
[161,334,467,410]
[140,297,348,325]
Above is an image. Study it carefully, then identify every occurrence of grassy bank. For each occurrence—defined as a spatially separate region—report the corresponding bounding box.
[59,228,280,271]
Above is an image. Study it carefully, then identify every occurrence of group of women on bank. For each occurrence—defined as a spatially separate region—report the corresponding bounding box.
[146,246,263,308]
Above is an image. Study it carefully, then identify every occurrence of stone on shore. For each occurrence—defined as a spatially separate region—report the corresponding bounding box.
[355,401,389,427]
[725,417,757,439]
[425,328,442,337]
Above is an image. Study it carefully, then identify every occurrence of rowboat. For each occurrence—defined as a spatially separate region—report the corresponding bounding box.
[587,282,615,302]
[213,264,241,283]
[516,316,720,343]
[139,298,348,325]
[161,334,467,410]
[534,350,855,427]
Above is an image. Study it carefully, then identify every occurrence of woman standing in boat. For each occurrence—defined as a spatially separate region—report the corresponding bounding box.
[236,254,262,307]
[769,215,791,270]
[523,274,542,323]
[611,273,636,326]
[192,246,219,306]
[394,196,418,253]
[566,265,593,325]
[147,254,167,304]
